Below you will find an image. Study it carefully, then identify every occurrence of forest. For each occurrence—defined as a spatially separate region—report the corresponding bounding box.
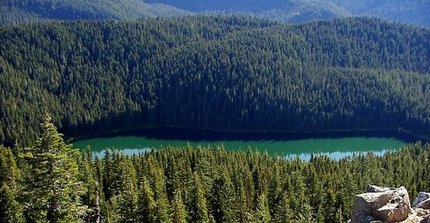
[1,16,430,147]
[0,0,189,25]
[1,115,429,223]
[2,0,430,26]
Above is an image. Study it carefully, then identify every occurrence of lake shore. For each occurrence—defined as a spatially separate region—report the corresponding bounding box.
[68,125,427,144]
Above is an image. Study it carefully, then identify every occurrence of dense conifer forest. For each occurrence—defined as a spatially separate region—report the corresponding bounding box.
[1,16,430,147]
[0,0,190,25]
[2,0,430,26]
[1,116,429,223]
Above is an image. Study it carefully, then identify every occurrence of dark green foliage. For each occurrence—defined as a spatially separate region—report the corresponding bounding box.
[330,0,430,26]
[0,146,24,223]
[145,0,349,23]
[78,143,430,223]
[2,119,430,222]
[0,184,25,223]
[1,16,430,147]
[20,115,85,223]
[0,0,190,26]
[2,0,430,26]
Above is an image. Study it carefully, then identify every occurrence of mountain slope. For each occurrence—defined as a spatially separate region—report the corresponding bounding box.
[145,0,351,22]
[329,0,430,26]
[145,0,430,25]
[1,16,430,146]
[2,0,430,26]
[0,0,190,25]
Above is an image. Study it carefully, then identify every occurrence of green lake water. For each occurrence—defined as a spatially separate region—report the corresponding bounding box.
[73,132,408,160]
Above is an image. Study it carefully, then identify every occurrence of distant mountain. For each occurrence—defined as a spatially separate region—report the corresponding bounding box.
[0,0,190,25]
[1,0,430,26]
[145,0,351,23]
[329,0,430,26]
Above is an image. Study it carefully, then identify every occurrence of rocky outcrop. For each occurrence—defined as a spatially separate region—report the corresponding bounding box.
[351,185,411,223]
[349,186,430,223]
[413,193,430,209]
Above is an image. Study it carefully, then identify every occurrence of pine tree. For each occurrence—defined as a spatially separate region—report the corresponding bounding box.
[188,172,210,223]
[0,184,25,223]
[254,193,271,223]
[115,158,138,223]
[171,190,187,223]
[271,191,293,223]
[294,203,314,223]
[21,114,85,223]
[208,170,236,223]
[0,146,24,223]
[137,176,157,223]
[78,148,101,223]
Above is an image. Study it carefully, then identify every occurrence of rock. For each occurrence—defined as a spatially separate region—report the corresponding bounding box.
[416,208,430,218]
[374,201,411,222]
[420,216,430,223]
[367,185,391,193]
[351,186,412,223]
[414,192,430,209]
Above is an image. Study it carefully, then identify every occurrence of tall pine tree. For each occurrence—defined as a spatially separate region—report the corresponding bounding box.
[21,115,85,223]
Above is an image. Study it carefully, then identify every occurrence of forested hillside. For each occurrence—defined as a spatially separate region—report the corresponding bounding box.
[145,0,430,26]
[1,117,430,222]
[0,0,189,25]
[2,0,430,26]
[1,16,430,146]
[329,0,430,26]
[144,0,350,23]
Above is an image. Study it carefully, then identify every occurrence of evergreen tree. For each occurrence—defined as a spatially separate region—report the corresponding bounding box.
[294,203,314,223]
[0,146,24,222]
[271,192,293,223]
[21,115,85,223]
[254,193,271,223]
[188,172,210,223]
[0,184,25,223]
[115,158,138,223]
[171,191,187,223]
[137,176,157,223]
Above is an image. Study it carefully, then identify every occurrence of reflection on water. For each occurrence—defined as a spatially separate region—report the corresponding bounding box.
[74,131,407,160]
[90,148,389,161]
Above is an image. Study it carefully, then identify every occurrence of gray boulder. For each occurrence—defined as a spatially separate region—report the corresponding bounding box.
[413,192,430,209]
[366,185,391,193]
[351,186,412,223]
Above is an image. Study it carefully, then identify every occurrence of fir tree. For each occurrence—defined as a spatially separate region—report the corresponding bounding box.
[0,184,25,223]
[0,146,24,222]
[21,115,85,223]
[188,172,210,223]
[171,191,187,223]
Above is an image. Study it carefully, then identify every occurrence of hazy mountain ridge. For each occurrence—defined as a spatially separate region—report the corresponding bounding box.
[1,0,430,26]
[328,0,430,26]
[145,0,430,25]
[0,0,190,25]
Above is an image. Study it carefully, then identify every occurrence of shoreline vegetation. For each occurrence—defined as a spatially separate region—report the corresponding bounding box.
[2,117,430,222]
[2,16,430,147]
[68,125,427,144]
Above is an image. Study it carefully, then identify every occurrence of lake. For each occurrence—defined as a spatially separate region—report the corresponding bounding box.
[72,128,413,160]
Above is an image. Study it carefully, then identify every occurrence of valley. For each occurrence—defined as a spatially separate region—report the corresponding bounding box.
[1,2,430,221]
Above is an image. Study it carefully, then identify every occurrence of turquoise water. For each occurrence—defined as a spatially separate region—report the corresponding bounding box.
[73,134,407,160]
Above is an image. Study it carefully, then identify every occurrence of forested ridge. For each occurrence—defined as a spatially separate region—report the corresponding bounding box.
[0,0,190,26]
[2,0,430,26]
[1,16,430,146]
[1,117,430,222]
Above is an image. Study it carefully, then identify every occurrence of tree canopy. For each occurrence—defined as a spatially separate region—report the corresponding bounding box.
[1,118,430,222]
[1,16,430,146]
